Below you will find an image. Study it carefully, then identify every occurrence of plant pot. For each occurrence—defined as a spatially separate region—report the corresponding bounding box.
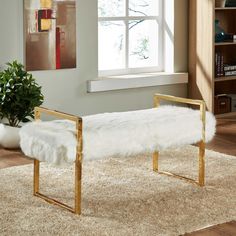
[215,0,226,7]
[0,124,20,149]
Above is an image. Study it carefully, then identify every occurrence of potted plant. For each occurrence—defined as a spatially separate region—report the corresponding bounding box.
[0,61,44,148]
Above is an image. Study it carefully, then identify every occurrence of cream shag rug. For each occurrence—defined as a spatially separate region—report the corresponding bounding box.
[0,146,236,236]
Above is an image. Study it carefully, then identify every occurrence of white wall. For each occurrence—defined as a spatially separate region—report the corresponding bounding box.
[0,0,188,116]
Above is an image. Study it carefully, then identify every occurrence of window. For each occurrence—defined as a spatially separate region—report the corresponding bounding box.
[98,0,163,76]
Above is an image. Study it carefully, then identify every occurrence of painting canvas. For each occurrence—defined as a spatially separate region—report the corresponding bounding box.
[24,0,76,71]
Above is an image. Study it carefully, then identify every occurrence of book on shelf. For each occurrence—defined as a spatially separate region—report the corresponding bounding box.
[225,70,236,76]
[215,52,224,77]
[223,64,236,77]
[224,64,236,72]
[215,53,236,78]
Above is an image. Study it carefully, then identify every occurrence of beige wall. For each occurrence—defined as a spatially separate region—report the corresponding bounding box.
[175,0,188,72]
[0,0,188,116]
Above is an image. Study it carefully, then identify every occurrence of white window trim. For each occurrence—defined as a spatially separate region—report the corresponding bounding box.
[88,72,188,93]
[163,0,174,73]
[98,0,164,76]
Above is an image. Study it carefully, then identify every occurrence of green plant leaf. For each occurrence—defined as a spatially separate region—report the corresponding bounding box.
[0,60,44,127]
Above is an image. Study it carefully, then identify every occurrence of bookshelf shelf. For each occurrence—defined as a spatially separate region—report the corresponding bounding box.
[189,0,236,115]
[215,42,236,46]
[215,7,236,10]
[215,76,236,82]
[216,111,236,118]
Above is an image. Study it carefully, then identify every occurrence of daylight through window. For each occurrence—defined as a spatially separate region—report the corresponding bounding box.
[98,0,163,75]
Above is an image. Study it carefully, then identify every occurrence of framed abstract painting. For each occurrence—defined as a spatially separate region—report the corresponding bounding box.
[24,0,76,71]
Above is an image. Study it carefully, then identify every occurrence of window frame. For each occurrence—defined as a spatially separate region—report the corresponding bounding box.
[98,0,164,77]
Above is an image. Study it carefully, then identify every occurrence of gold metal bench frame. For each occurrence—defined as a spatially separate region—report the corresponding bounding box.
[32,94,206,215]
[33,107,83,214]
[153,94,206,187]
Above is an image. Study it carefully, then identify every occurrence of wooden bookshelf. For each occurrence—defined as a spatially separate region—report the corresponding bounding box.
[215,42,236,46]
[215,7,236,10]
[216,111,236,118]
[189,0,236,116]
[215,76,236,82]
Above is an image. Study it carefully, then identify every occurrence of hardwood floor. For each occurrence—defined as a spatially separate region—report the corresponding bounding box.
[0,116,235,236]
[184,221,236,236]
[207,116,236,156]
[0,147,31,169]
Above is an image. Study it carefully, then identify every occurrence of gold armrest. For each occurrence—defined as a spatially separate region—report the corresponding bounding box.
[154,93,205,107]
[153,94,206,143]
[34,106,83,160]
[34,106,82,122]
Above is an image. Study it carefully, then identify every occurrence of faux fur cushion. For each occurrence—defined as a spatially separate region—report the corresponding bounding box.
[20,106,216,165]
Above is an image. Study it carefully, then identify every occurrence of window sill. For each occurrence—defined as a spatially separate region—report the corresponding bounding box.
[87,72,188,93]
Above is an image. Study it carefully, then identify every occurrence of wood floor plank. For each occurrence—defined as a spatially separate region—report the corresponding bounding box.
[183,221,236,236]
[0,147,32,169]
[206,117,236,156]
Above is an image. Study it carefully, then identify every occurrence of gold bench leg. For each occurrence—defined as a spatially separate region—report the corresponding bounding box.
[153,151,159,172]
[153,143,205,187]
[33,159,82,214]
[34,159,39,195]
[198,141,205,187]
[75,159,82,214]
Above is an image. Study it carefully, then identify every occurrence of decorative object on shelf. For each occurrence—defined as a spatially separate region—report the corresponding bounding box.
[224,33,236,42]
[227,94,236,112]
[24,0,76,71]
[216,0,226,7]
[214,95,231,114]
[225,0,236,7]
[215,19,226,42]
[0,61,44,148]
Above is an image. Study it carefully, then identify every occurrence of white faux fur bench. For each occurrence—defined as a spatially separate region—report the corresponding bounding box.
[20,94,216,215]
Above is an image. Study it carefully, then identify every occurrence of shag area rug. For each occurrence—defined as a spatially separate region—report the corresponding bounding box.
[0,146,236,236]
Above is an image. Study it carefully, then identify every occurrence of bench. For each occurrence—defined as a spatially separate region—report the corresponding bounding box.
[20,94,216,215]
